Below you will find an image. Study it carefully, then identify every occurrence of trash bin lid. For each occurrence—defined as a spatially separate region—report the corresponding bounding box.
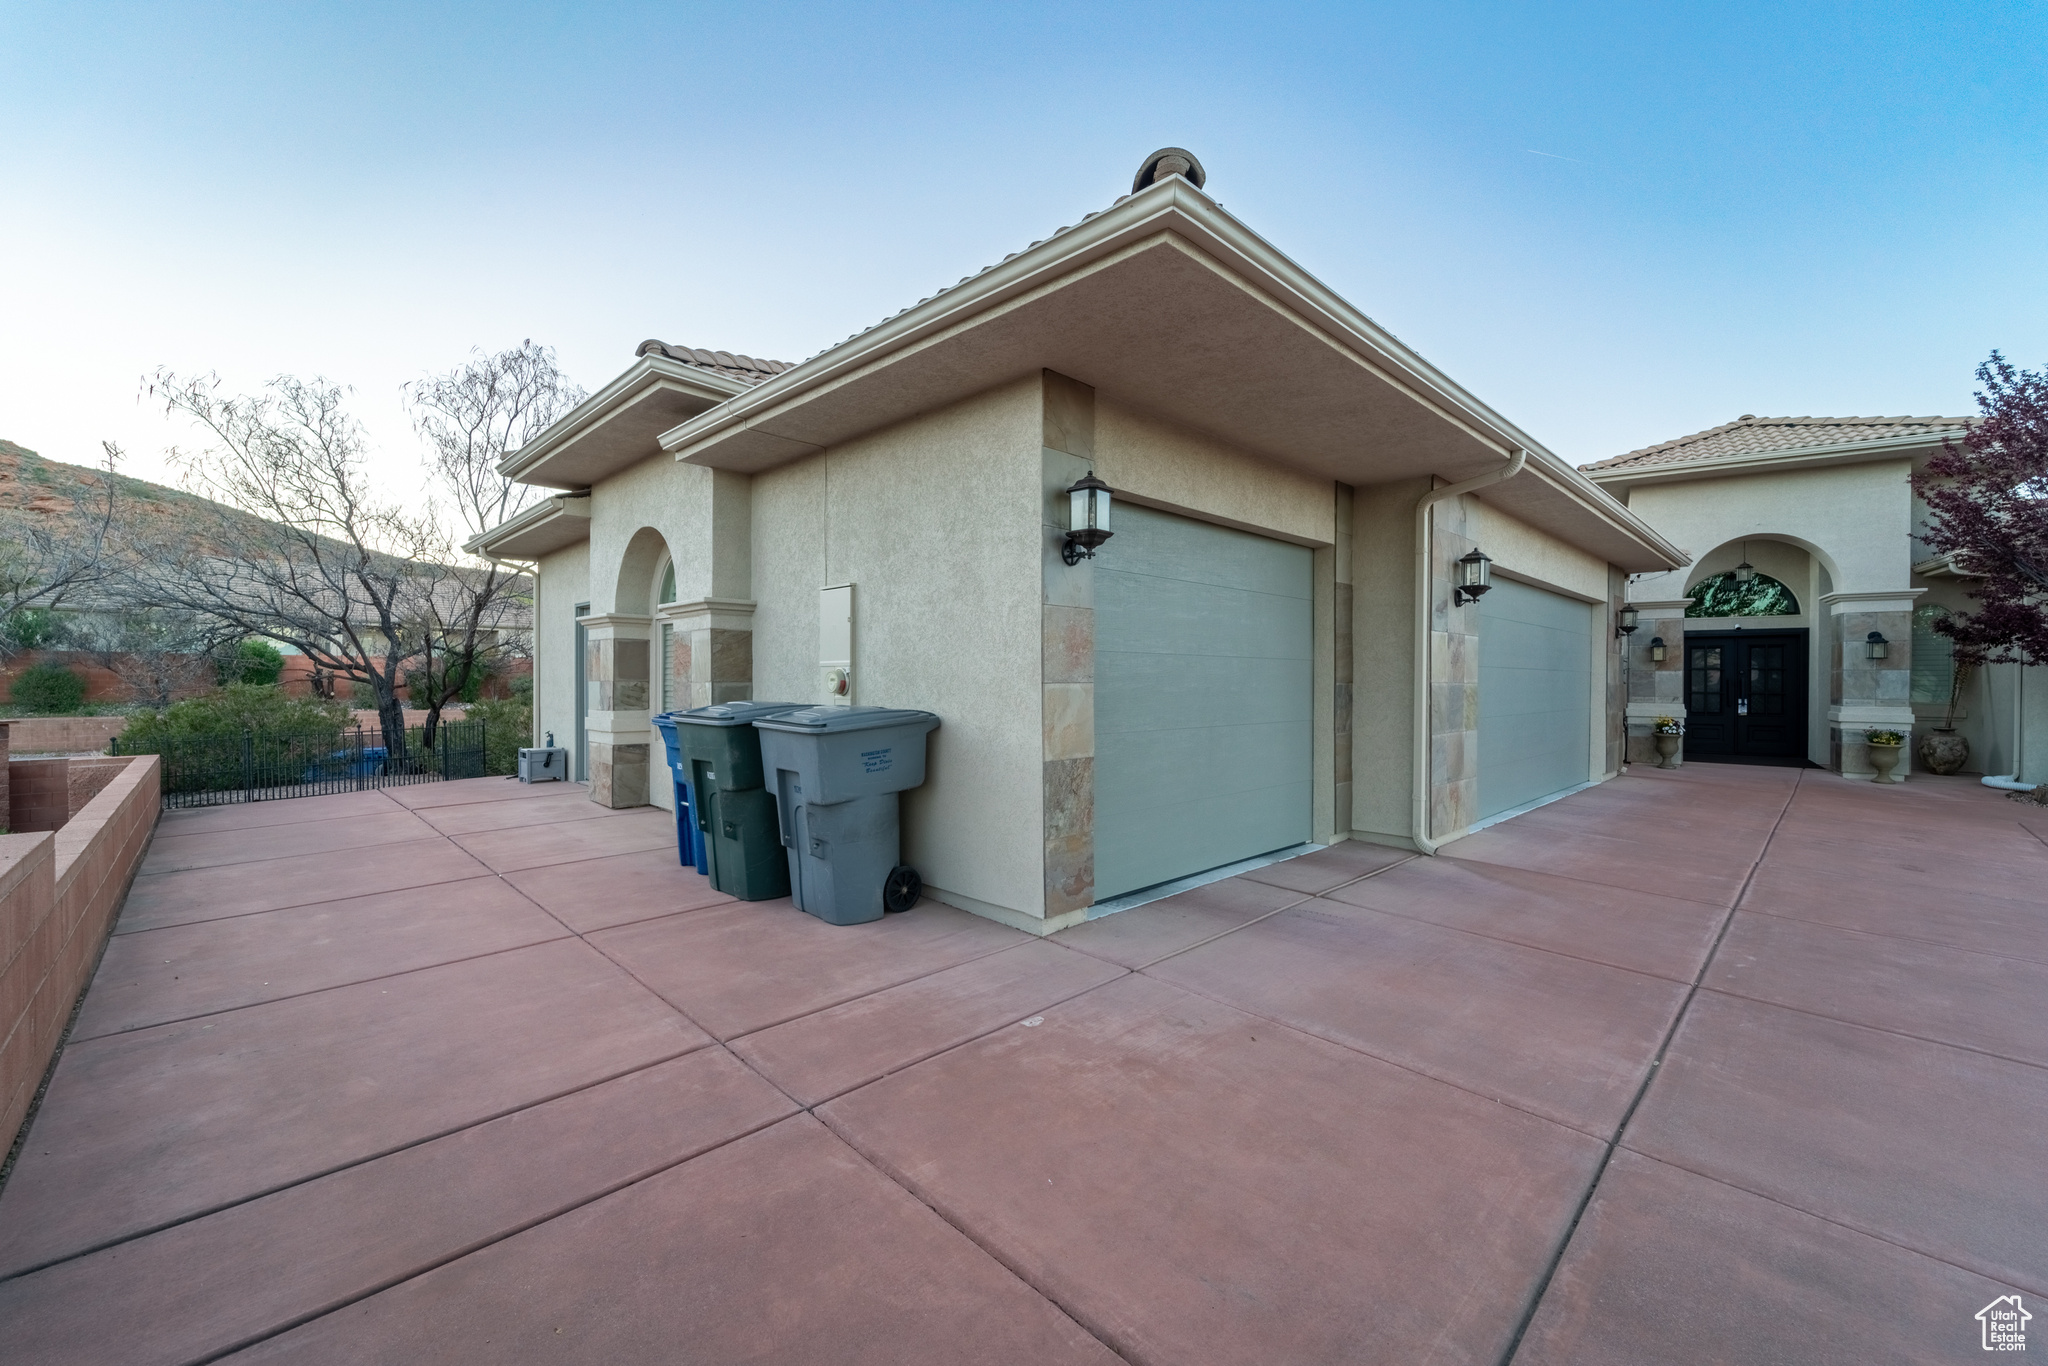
[752,705,940,734]
[674,701,811,727]
[652,713,678,732]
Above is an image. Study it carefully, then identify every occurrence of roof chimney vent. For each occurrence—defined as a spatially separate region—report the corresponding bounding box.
[1133,147,1206,193]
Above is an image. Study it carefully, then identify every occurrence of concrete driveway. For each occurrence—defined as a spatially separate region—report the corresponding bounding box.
[0,763,2042,1363]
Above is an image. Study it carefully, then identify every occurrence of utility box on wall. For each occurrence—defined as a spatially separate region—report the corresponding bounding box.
[820,584,853,706]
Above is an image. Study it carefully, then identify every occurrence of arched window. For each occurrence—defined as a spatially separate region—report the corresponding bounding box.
[1911,605,1957,705]
[1685,571,1800,617]
[657,557,677,713]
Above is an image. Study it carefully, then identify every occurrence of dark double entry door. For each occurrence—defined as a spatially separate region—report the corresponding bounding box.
[1684,630,1809,762]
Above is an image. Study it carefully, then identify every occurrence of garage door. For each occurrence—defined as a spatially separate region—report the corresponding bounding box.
[1477,577,1594,821]
[1094,504,1314,900]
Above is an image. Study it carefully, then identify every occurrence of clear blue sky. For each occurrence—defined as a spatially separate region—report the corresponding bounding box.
[3,1,2043,490]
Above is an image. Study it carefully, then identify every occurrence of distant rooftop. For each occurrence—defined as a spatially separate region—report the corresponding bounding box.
[1582,414,1974,474]
[634,340,794,385]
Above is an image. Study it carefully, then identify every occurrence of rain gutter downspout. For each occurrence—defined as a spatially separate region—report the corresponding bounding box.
[1983,654,2034,791]
[1412,449,1528,854]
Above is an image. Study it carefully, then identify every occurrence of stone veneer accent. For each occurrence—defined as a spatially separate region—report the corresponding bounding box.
[1623,599,1692,766]
[581,614,652,808]
[1041,370,1096,927]
[1824,590,1921,778]
[1427,495,1480,837]
[658,598,758,714]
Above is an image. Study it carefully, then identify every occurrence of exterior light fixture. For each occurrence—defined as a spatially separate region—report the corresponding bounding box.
[1733,541,1755,583]
[1062,473,1113,565]
[1866,630,1888,660]
[1452,548,1493,606]
[1617,605,1640,636]
[1649,636,1667,663]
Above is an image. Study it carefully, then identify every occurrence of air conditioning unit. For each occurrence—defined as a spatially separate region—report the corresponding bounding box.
[518,747,569,783]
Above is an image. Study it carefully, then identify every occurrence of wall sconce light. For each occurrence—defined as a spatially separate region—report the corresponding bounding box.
[1617,604,1640,636]
[1866,630,1888,660]
[1452,548,1493,605]
[1062,473,1114,565]
[1649,635,1667,663]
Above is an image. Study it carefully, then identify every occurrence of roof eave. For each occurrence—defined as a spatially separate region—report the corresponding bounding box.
[466,494,592,560]
[500,356,751,488]
[1585,431,1962,492]
[655,175,1678,571]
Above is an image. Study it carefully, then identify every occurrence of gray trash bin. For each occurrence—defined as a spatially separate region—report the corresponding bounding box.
[753,706,940,925]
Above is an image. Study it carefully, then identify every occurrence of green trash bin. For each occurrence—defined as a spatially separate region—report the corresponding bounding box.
[673,702,808,900]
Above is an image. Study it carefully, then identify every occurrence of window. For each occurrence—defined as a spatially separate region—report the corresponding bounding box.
[1685,571,1799,617]
[657,558,676,713]
[1911,605,1957,705]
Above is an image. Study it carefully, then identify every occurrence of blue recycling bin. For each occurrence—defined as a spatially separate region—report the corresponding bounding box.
[651,713,707,874]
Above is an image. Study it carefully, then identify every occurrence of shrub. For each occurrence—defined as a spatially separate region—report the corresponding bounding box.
[118,683,354,750]
[8,662,87,714]
[0,608,66,654]
[218,639,285,687]
[463,696,531,776]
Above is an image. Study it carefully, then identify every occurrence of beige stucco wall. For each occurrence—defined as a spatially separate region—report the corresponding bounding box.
[1093,399,1335,546]
[1622,460,1914,599]
[534,541,589,771]
[749,376,1046,923]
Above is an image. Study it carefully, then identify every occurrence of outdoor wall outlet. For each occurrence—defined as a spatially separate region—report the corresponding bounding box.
[820,583,853,706]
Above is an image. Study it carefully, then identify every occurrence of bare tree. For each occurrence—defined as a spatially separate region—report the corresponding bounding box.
[403,341,584,742]
[0,443,120,658]
[127,371,444,758]
[71,608,231,709]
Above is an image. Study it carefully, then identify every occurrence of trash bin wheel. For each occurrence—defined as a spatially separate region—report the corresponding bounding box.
[883,865,923,914]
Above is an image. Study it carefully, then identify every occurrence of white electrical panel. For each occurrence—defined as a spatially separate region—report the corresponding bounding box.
[820,583,853,705]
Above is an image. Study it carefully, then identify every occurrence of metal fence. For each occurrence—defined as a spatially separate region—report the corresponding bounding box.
[113,720,487,809]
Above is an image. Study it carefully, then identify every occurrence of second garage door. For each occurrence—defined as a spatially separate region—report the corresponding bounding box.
[1093,504,1314,901]
[1477,576,1595,822]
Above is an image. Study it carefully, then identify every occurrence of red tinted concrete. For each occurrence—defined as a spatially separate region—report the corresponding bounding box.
[1149,899,1687,1135]
[1055,873,1308,968]
[139,807,439,873]
[731,940,1127,1107]
[117,837,491,932]
[1619,990,2048,1293]
[75,876,569,1040]
[225,1117,1120,1366]
[504,844,736,933]
[0,767,2039,1363]
[0,1050,795,1366]
[823,974,1605,1366]
[450,807,674,872]
[1323,856,1725,981]
[1709,909,2048,1066]
[592,897,1025,1039]
[1515,1149,2015,1366]
[1235,839,1412,893]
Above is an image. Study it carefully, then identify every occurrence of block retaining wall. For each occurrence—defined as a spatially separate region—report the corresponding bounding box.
[0,753,160,1154]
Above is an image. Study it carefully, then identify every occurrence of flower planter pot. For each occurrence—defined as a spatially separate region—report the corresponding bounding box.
[1867,742,1902,784]
[1917,729,1969,775]
[1653,733,1681,769]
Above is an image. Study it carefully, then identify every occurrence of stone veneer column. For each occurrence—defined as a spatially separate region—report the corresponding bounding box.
[1427,496,1480,837]
[1824,590,1921,778]
[580,613,652,808]
[657,599,757,713]
[1623,599,1692,765]
[1040,370,1095,929]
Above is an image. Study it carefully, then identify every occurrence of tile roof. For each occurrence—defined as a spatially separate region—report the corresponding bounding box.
[635,340,794,385]
[1581,414,1974,473]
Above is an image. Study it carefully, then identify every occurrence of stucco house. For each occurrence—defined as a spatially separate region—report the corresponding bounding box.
[1585,414,2045,785]
[473,149,1685,933]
